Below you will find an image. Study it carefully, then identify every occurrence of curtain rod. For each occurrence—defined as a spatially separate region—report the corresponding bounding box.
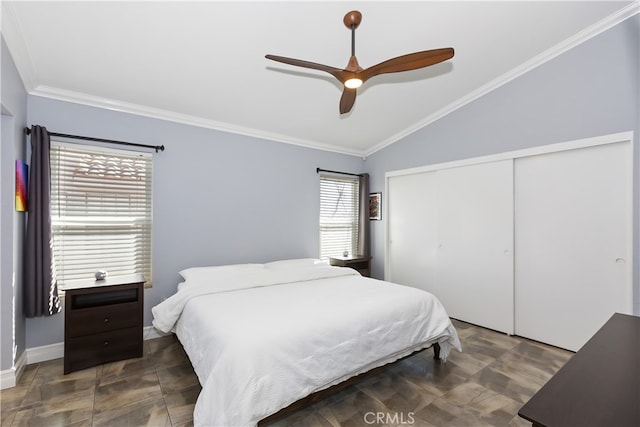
[24,127,165,153]
[316,168,363,177]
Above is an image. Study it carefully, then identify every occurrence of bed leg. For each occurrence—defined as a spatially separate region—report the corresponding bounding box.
[433,342,441,361]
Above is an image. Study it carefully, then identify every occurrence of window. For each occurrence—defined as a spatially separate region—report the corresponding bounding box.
[319,174,360,260]
[50,143,152,286]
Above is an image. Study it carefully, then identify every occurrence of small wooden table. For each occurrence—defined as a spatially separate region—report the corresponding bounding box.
[518,312,640,427]
[329,255,370,277]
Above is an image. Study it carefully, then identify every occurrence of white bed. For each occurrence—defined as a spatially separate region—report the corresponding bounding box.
[152,259,461,427]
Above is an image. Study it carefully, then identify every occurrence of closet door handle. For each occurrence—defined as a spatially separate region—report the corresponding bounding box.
[615,258,625,264]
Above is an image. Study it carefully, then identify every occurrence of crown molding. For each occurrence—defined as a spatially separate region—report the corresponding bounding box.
[365,1,640,157]
[29,85,366,158]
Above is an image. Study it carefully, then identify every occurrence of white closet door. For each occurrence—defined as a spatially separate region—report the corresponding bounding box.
[436,160,514,333]
[515,141,632,351]
[387,171,438,293]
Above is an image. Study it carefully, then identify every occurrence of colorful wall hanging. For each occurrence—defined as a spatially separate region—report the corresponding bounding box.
[15,159,28,212]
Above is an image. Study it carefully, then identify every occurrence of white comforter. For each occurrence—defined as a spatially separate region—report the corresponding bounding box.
[152,262,461,427]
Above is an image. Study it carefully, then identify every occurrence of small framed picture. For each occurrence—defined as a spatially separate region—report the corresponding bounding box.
[369,192,381,220]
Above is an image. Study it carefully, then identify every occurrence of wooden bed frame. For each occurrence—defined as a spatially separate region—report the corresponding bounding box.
[259,342,441,425]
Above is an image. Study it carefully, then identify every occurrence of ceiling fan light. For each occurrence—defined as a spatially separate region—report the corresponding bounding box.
[344,78,362,89]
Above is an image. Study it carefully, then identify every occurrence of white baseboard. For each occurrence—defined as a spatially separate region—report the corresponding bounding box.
[0,367,16,389]
[1,326,170,389]
[14,351,26,386]
[0,351,26,390]
[26,342,64,365]
[143,325,170,341]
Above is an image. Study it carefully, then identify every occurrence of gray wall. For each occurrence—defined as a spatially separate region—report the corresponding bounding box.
[365,15,640,314]
[1,36,28,371]
[24,96,364,348]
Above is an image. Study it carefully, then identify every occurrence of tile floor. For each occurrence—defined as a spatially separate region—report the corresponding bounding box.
[0,319,573,426]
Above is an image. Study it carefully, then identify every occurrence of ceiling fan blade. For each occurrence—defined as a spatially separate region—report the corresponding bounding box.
[360,48,454,82]
[265,55,348,82]
[339,88,357,114]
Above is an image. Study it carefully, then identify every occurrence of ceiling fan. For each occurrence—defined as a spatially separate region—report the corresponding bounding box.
[266,10,454,114]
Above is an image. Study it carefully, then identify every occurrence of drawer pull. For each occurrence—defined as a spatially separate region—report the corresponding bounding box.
[103,318,110,323]
[104,340,109,346]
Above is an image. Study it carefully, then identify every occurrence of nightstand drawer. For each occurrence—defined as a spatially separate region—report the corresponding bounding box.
[66,301,140,338]
[66,327,143,372]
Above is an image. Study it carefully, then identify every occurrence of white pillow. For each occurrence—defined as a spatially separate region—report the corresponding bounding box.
[178,263,264,282]
[264,258,328,269]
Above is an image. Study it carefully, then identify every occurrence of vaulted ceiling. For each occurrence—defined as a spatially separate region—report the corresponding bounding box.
[2,1,637,156]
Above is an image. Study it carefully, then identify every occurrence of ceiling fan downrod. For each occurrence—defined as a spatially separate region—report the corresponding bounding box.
[351,27,356,57]
[343,10,362,57]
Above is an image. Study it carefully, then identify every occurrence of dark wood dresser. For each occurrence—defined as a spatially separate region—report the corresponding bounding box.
[62,274,145,374]
[518,312,640,427]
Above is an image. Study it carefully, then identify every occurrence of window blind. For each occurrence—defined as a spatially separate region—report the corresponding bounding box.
[319,175,360,260]
[50,142,152,286]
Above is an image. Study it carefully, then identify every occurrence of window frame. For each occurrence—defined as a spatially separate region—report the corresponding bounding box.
[319,174,360,260]
[50,141,153,288]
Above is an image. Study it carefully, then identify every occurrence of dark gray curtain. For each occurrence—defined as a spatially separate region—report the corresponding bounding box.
[24,125,61,317]
[358,173,370,257]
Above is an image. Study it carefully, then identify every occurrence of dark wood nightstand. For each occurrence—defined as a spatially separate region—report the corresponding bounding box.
[329,256,371,277]
[61,274,144,374]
